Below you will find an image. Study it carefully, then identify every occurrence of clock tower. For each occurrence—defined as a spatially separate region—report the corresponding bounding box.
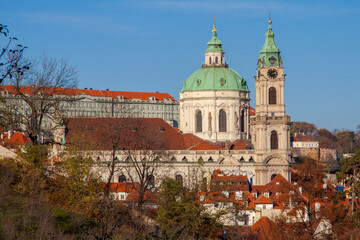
[250,19,291,184]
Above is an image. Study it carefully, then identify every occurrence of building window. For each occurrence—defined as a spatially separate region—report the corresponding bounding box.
[195,110,202,132]
[271,130,278,149]
[175,174,183,184]
[221,57,223,63]
[209,57,211,64]
[269,87,276,105]
[240,109,245,132]
[215,57,218,64]
[219,109,226,132]
[118,175,126,182]
[147,175,155,187]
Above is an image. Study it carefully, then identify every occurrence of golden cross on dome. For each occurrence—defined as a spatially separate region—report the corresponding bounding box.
[268,11,272,25]
[212,15,217,32]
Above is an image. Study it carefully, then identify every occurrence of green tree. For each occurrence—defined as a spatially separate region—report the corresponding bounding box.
[47,154,100,215]
[19,144,48,169]
[157,177,223,239]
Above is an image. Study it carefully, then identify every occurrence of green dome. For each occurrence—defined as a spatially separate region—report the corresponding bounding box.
[181,67,249,92]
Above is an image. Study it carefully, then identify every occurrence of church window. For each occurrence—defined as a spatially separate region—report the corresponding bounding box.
[147,175,155,187]
[175,174,183,184]
[118,175,126,182]
[241,109,245,132]
[219,109,226,132]
[209,57,212,64]
[215,57,218,64]
[269,87,276,105]
[195,110,202,132]
[271,131,278,149]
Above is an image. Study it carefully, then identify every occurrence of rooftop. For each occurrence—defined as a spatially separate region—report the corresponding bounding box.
[0,85,177,102]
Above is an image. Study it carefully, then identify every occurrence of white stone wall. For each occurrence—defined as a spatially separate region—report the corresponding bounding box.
[293,141,319,148]
[79,149,291,186]
[179,90,250,142]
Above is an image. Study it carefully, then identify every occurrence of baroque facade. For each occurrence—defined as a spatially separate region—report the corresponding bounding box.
[56,19,292,187]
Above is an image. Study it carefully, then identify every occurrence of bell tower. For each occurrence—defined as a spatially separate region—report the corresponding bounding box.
[250,19,291,184]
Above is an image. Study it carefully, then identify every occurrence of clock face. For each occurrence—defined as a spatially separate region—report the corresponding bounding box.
[267,68,278,79]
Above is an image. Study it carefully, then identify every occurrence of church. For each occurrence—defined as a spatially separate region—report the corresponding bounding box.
[57,19,292,186]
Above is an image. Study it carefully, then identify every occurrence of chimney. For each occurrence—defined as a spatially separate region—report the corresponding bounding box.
[8,130,13,139]
[106,89,109,91]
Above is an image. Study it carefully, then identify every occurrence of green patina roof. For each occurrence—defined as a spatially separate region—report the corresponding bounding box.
[181,22,248,93]
[206,31,224,53]
[181,67,249,92]
[258,21,281,67]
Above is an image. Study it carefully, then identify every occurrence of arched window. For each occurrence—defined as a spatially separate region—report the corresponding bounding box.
[269,87,277,105]
[175,174,183,183]
[118,175,126,182]
[215,57,218,64]
[195,111,202,132]
[147,175,155,187]
[240,109,245,132]
[271,131,278,149]
[209,57,212,64]
[219,109,226,132]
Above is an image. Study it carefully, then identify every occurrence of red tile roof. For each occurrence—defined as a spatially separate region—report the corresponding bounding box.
[2,131,30,148]
[0,85,177,102]
[267,174,290,186]
[211,169,250,191]
[230,139,252,150]
[64,117,246,151]
[254,195,273,204]
[251,216,273,234]
[249,106,256,116]
[105,182,140,193]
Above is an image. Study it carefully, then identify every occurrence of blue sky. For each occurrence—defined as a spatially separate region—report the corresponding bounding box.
[1,0,360,131]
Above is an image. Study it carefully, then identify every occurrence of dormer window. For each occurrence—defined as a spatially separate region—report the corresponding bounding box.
[149,96,156,101]
[117,95,124,100]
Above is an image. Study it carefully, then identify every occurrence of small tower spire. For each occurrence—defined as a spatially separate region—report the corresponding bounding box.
[203,17,225,67]
[258,16,280,67]
[268,11,272,25]
[212,15,217,32]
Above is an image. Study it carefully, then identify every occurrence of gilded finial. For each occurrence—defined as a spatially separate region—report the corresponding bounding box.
[212,15,217,32]
[268,11,272,25]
